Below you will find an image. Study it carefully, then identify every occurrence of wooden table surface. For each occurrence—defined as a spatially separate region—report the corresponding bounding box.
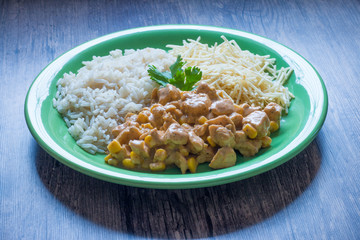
[1,0,359,239]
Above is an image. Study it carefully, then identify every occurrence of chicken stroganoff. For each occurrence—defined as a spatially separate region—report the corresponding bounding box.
[105,82,282,173]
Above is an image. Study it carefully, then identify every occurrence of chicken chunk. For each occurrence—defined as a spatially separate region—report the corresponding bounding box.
[242,111,270,138]
[211,99,235,116]
[115,126,142,145]
[206,115,235,131]
[157,84,181,105]
[129,140,150,159]
[163,123,189,145]
[112,120,139,137]
[209,147,236,169]
[187,131,204,154]
[234,130,262,157]
[166,151,188,174]
[196,144,215,164]
[209,125,236,147]
[181,93,211,116]
[195,82,220,100]
[229,112,243,129]
[240,103,261,116]
[264,102,282,122]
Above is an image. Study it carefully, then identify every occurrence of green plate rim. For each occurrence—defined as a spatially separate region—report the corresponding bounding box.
[24,25,328,189]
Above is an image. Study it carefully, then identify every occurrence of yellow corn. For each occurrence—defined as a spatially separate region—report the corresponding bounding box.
[261,136,272,148]
[243,124,257,139]
[198,116,208,125]
[187,157,198,173]
[107,140,122,154]
[141,123,153,129]
[269,121,279,132]
[104,154,112,163]
[137,112,149,123]
[144,135,153,147]
[154,148,167,162]
[234,104,243,114]
[149,162,166,171]
[207,136,217,147]
[122,158,135,169]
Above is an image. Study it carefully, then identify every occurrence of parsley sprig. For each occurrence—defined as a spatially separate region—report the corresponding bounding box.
[147,56,202,91]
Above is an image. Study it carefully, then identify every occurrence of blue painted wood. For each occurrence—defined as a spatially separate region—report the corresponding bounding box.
[1,0,359,239]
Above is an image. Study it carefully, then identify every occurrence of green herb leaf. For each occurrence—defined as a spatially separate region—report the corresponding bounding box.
[147,55,202,91]
[147,65,172,86]
[184,66,202,91]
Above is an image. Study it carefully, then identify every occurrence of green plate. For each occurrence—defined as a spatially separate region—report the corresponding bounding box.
[25,25,328,189]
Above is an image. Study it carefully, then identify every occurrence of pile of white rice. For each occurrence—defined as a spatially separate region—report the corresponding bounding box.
[53,48,176,154]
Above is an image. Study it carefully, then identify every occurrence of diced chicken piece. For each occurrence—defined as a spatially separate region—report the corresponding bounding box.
[163,123,189,145]
[242,111,270,138]
[211,99,235,116]
[166,151,188,174]
[193,123,208,137]
[111,145,130,161]
[195,82,220,100]
[162,112,177,130]
[206,115,235,131]
[112,121,140,137]
[151,88,159,103]
[229,112,243,129]
[151,104,166,119]
[181,93,211,116]
[239,103,261,116]
[146,129,165,147]
[124,112,138,122]
[129,140,150,159]
[209,147,236,169]
[187,131,204,154]
[196,144,215,164]
[209,125,236,147]
[157,84,181,105]
[264,102,282,122]
[148,104,166,128]
[115,126,142,145]
[234,130,262,157]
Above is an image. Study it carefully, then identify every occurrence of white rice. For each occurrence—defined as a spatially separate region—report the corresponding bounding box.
[53,48,176,154]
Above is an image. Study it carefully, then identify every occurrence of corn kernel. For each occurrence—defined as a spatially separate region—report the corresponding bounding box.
[142,123,153,129]
[243,124,257,139]
[154,148,167,162]
[198,116,208,125]
[137,112,149,123]
[187,157,198,173]
[104,154,112,163]
[261,136,272,148]
[107,140,122,154]
[269,121,279,132]
[144,135,153,147]
[149,162,166,171]
[207,136,217,147]
[122,158,135,169]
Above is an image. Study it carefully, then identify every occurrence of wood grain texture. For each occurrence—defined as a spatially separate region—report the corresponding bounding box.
[1,0,360,239]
